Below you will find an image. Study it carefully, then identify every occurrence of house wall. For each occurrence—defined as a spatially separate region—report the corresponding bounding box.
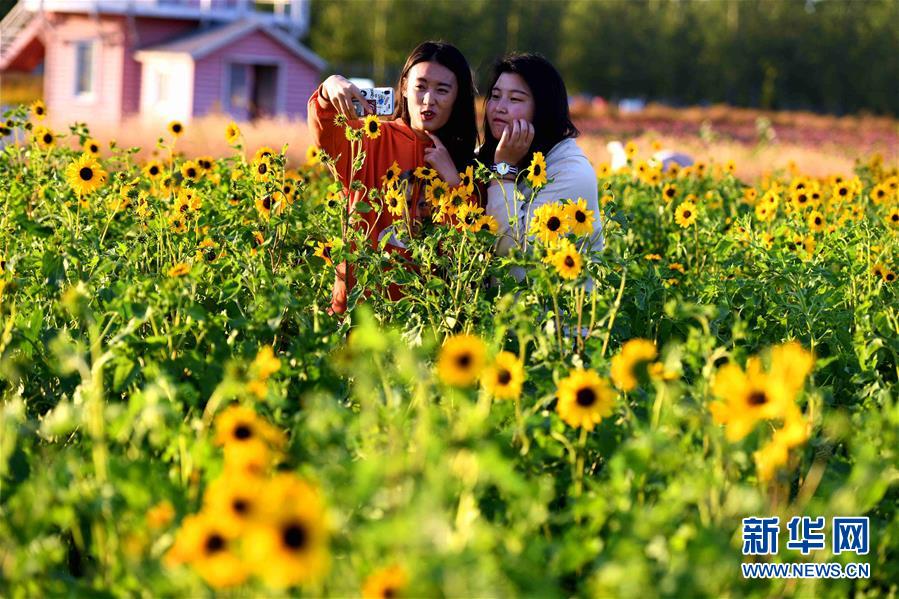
[192,29,319,120]
[42,13,127,125]
[122,18,196,117]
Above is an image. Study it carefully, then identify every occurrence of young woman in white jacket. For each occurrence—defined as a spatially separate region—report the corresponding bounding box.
[479,54,603,283]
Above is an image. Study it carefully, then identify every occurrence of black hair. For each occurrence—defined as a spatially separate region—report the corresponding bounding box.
[477,53,578,168]
[394,41,478,172]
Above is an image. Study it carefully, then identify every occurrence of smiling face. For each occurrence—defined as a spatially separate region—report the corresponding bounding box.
[403,61,458,132]
[486,72,535,140]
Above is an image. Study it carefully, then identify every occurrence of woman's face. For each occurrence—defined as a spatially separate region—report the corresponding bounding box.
[486,72,535,140]
[403,61,458,132]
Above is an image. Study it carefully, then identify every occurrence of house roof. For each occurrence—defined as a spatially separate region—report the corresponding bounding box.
[134,19,325,70]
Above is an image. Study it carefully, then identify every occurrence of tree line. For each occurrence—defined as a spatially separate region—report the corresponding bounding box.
[306,0,899,116]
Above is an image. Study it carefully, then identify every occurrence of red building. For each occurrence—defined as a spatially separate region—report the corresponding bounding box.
[0,0,325,123]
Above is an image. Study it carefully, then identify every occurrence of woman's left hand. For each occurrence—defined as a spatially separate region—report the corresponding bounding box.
[424,133,461,186]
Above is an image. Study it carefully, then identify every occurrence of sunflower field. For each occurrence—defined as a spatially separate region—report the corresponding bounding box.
[1,102,898,598]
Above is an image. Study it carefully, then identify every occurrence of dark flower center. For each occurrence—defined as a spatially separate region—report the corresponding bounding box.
[575,211,586,222]
[263,196,271,210]
[232,499,248,514]
[205,533,225,554]
[814,217,821,225]
[683,210,692,219]
[534,164,542,176]
[564,256,575,268]
[233,423,253,439]
[205,249,217,262]
[747,391,768,406]
[839,187,847,196]
[258,163,268,175]
[456,353,472,369]
[282,522,308,551]
[575,387,596,407]
[79,167,94,181]
[90,144,98,153]
[665,188,675,197]
[149,166,159,175]
[172,124,182,133]
[368,121,378,133]
[43,133,52,143]
[547,216,561,231]
[497,369,512,385]
[887,273,896,282]
[187,168,196,178]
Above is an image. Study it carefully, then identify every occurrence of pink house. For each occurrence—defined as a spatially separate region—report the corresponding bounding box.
[0,0,325,124]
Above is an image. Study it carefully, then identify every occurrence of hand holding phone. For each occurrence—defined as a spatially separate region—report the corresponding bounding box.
[320,75,373,118]
[352,88,395,118]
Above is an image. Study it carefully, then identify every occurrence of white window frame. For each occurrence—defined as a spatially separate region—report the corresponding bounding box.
[73,39,98,101]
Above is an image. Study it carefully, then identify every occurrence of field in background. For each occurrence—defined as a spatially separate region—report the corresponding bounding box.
[33,104,899,182]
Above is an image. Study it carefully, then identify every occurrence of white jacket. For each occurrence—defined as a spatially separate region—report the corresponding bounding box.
[486,138,603,281]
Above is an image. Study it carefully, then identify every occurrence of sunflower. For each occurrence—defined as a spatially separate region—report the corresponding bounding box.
[83,138,101,156]
[168,120,184,137]
[169,214,188,234]
[305,145,321,166]
[202,473,263,537]
[870,184,889,204]
[253,156,273,182]
[754,436,790,482]
[882,269,896,283]
[674,200,697,228]
[456,203,483,229]
[473,215,499,235]
[167,263,190,277]
[549,239,582,280]
[768,341,814,395]
[65,154,107,196]
[225,121,241,145]
[196,155,214,171]
[743,188,758,204]
[244,474,329,589]
[381,160,401,189]
[458,164,475,196]
[383,187,405,217]
[362,565,409,599]
[437,333,486,387]
[253,146,276,163]
[33,125,55,148]
[529,202,569,244]
[610,338,658,391]
[444,186,469,216]
[709,357,794,442]
[196,238,221,263]
[886,208,899,228]
[565,198,595,236]
[256,191,287,220]
[144,159,165,179]
[661,183,677,203]
[527,151,547,188]
[481,351,524,399]
[180,160,201,182]
[30,99,47,120]
[425,178,449,207]
[624,141,638,159]
[363,114,382,139]
[414,165,437,181]
[251,346,281,381]
[314,239,335,266]
[164,512,248,589]
[555,369,616,431]
[807,210,825,232]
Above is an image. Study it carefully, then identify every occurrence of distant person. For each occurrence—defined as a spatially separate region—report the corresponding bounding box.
[607,140,693,172]
[308,41,478,314]
[479,53,603,280]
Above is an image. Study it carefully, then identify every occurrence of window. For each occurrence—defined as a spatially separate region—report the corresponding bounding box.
[228,63,249,111]
[74,41,95,96]
[154,69,170,105]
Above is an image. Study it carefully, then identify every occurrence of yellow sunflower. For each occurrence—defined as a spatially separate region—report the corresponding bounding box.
[414,165,437,181]
[564,198,595,236]
[164,512,248,589]
[383,187,405,217]
[244,474,330,589]
[555,368,616,431]
[610,338,658,391]
[225,121,241,145]
[674,200,697,228]
[167,120,185,137]
[202,472,264,537]
[458,164,475,196]
[437,333,486,387]
[363,114,382,139]
[305,145,321,166]
[456,203,483,229]
[807,210,825,232]
[144,159,165,179]
[362,564,409,599]
[167,263,191,277]
[83,138,101,156]
[314,239,335,266]
[33,125,55,148]
[481,351,524,399]
[661,183,677,203]
[180,160,201,183]
[255,191,287,220]
[65,154,107,196]
[425,178,449,208]
[381,160,402,189]
[527,151,547,188]
[529,202,569,244]
[253,146,276,162]
[549,239,582,280]
[253,156,273,182]
[708,357,794,442]
[30,99,47,121]
[473,215,499,235]
[885,208,899,228]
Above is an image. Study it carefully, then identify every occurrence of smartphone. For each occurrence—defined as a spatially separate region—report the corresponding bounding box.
[353,87,395,117]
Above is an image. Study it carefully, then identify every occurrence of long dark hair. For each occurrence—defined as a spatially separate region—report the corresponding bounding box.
[477,53,579,168]
[394,41,478,171]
